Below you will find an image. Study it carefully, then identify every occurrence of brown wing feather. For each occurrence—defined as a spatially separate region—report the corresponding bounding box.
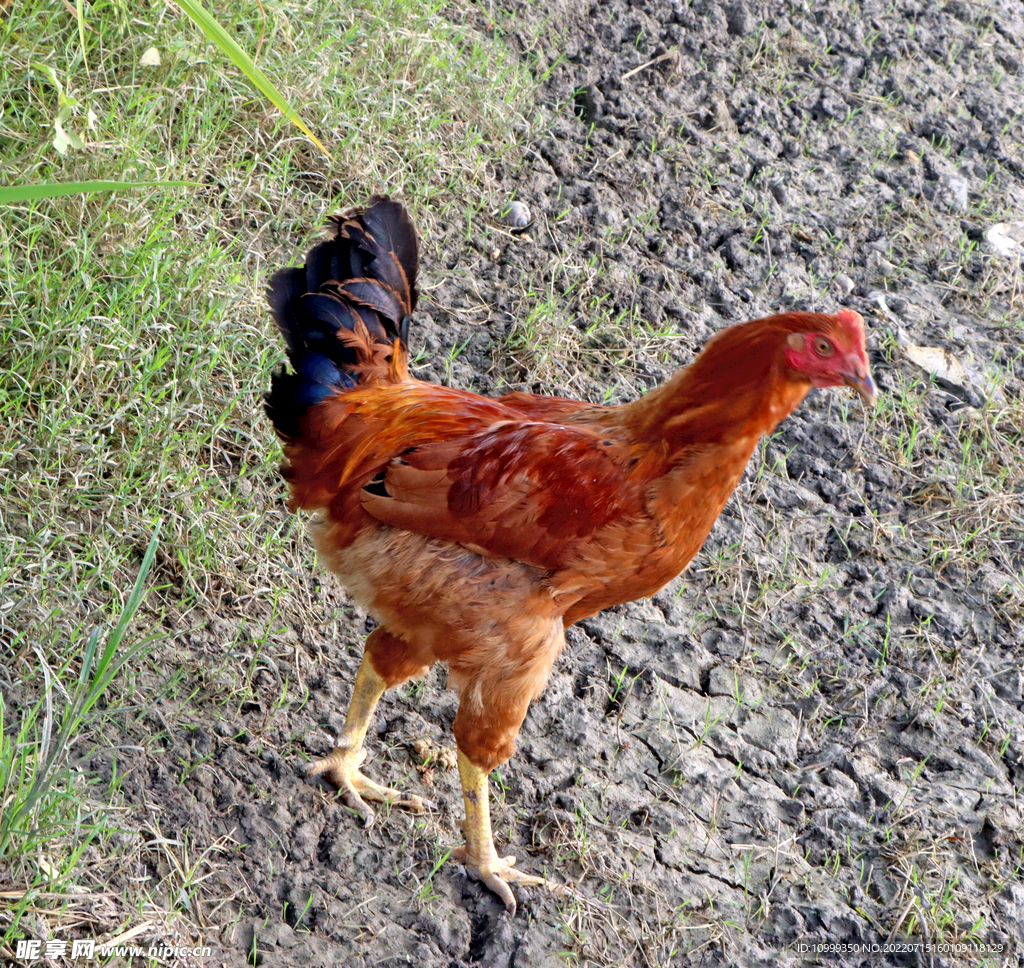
[496,391,601,420]
[360,421,639,570]
[281,383,520,522]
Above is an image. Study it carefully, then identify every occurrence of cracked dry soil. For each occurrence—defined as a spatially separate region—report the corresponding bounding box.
[108,0,1024,965]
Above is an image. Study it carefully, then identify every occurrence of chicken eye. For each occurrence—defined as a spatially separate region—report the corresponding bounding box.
[813,336,834,357]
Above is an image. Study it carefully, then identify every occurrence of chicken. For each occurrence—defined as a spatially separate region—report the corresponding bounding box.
[265,196,877,914]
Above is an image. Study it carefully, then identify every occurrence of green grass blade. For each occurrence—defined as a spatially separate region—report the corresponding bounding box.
[75,0,89,75]
[0,181,197,203]
[173,0,332,160]
[77,627,102,691]
[74,525,162,724]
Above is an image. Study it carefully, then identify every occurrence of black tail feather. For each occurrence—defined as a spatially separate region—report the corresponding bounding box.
[329,279,406,326]
[328,198,418,314]
[265,196,419,439]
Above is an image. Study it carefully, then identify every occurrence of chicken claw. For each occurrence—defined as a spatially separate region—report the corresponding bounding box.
[309,652,432,824]
[310,743,431,825]
[456,750,551,915]
[452,843,547,915]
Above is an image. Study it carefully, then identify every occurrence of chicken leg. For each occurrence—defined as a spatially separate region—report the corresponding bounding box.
[309,651,430,824]
[452,750,547,915]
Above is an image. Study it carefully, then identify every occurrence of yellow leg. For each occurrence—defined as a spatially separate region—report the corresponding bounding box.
[451,750,546,915]
[309,652,430,824]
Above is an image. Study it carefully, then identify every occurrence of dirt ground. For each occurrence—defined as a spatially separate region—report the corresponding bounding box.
[98,0,1024,966]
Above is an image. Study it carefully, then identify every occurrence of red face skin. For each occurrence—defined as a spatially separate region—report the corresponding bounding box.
[783,309,877,403]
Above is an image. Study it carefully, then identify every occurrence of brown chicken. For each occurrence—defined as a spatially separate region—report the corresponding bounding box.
[265,197,876,913]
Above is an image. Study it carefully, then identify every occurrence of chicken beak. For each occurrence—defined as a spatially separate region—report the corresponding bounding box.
[843,370,878,406]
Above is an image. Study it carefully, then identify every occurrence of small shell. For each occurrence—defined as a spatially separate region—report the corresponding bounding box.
[504,200,532,229]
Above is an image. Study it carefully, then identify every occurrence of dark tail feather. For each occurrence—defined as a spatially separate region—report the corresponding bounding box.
[265,196,419,439]
[330,198,418,314]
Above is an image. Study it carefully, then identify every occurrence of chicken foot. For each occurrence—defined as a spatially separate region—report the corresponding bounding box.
[452,750,548,916]
[309,652,431,824]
